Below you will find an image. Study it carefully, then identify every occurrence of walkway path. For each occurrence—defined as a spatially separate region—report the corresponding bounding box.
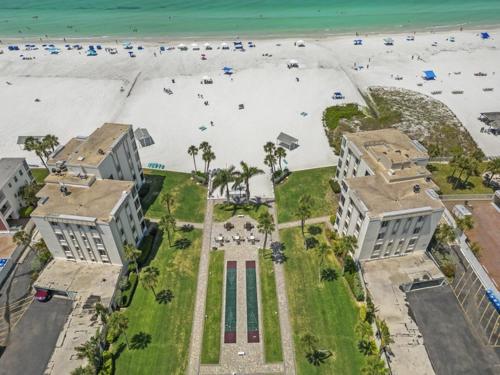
[270,203,297,375]
[148,217,204,229]
[187,200,215,375]
[277,215,331,230]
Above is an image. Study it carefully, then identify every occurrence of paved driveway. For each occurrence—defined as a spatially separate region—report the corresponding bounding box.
[408,285,500,375]
[0,297,73,375]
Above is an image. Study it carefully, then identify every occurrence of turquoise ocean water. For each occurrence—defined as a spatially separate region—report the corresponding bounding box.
[1,1,500,38]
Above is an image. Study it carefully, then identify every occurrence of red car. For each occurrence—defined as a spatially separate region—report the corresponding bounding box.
[35,289,51,302]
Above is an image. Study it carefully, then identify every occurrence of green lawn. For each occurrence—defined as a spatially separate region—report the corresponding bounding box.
[201,250,224,364]
[275,167,337,223]
[114,229,202,375]
[281,226,365,374]
[213,202,270,222]
[259,250,283,363]
[429,163,494,194]
[141,170,207,222]
[30,168,49,184]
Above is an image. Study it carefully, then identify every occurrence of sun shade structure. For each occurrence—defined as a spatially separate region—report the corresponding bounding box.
[423,70,437,80]
[134,128,154,147]
[296,40,305,47]
[384,37,394,45]
[481,32,490,39]
[277,132,299,150]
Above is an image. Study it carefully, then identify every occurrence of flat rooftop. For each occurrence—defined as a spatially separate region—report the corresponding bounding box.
[35,259,121,304]
[346,174,443,216]
[0,157,25,188]
[32,179,133,222]
[345,129,430,183]
[362,252,443,375]
[48,123,131,167]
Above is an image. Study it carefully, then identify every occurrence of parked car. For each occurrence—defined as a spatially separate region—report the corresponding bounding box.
[35,289,51,302]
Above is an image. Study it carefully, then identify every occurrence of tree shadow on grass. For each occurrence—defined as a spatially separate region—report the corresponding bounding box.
[130,332,152,350]
[308,225,323,236]
[445,176,477,191]
[142,229,163,267]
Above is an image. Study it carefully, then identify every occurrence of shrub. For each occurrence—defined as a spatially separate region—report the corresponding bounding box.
[304,236,319,250]
[99,350,114,375]
[441,261,456,278]
[120,272,138,307]
[343,256,357,274]
[329,179,341,194]
[345,272,365,301]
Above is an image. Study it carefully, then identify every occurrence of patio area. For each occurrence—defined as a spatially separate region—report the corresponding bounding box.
[211,216,263,250]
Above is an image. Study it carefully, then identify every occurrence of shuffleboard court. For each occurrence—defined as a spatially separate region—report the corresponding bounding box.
[246,260,260,343]
[224,261,237,344]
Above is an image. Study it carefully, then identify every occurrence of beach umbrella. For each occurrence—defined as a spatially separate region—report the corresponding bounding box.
[221,42,229,48]
[296,40,305,46]
[178,43,187,49]
[191,43,199,49]
[223,66,233,71]
[289,59,298,65]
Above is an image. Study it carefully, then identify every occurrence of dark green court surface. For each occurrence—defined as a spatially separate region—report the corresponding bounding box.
[224,261,237,344]
[246,261,260,343]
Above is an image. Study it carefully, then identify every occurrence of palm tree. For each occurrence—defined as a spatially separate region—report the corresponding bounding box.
[13,230,32,250]
[161,191,174,215]
[263,141,276,156]
[18,182,40,208]
[124,244,141,278]
[485,157,500,184]
[463,156,480,186]
[199,141,211,153]
[257,211,275,249]
[202,150,216,174]
[306,349,333,366]
[355,320,373,341]
[74,329,102,372]
[333,235,357,263]
[211,166,237,202]
[378,319,394,352]
[159,213,176,246]
[156,289,174,304]
[43,134,59,153]
[295,194,313,237]
[187,145,199,172]
[71,365,94,375]
[238,161,264,203]
[264,153,277,177]
[456,215,474,232]
[140,266,160,298]
[24,137,49,170]
[361,355,388,375]
[93,302,109,324]
[107,311,129,347]
[434,223,455,245]
[470,241,482,258]
[275,147,287,171]
[316,242,330,283]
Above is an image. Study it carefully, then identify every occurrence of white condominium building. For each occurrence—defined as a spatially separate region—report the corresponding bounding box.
[47,123,144,188]
[31,175,146,265]
[334,129,444,261]
[0,158,34,232]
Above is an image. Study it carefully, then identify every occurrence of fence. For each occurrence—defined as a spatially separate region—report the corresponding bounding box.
[443,208,500,346]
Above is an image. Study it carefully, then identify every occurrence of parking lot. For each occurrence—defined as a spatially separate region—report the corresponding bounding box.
[408,285,500,375]
[0,297,72,375]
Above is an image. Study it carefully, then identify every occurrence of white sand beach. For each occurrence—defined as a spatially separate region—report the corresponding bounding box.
[1,29,499,196]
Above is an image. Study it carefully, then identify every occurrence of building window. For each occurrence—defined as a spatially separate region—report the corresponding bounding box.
[341,181,348,192]
[381,221,389,228]
[392,219,401,234]
[377,232,385,240]
[402,218,412,234]
[13,176,18,183]
[417,216,425,223]
[413,226,421,234]
[8,183,12,188]
[373,243,382,252]
[19,169,23,176]
[339,194,346,206]
[337,159,343,168]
